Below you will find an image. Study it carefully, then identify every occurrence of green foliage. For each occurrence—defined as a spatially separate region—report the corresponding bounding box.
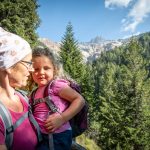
[59,22,85,83]
[76,134,101,150]
[0,0,40,46]
[138,32,150,51]
[59,22,95,129]
[90,38,150,149]
[59,22,94,103]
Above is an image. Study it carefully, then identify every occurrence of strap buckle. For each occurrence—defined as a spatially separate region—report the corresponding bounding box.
[6,126,14,134]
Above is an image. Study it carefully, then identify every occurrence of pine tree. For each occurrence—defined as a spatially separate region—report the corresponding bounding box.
[91,39,150,149]
[59,22,85,83]
[0,0,40,46]
[59,23,95,121]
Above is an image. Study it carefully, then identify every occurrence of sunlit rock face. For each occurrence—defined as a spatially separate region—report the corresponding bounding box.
[39,36,126,62]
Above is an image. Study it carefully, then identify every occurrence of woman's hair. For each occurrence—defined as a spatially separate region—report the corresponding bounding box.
[32,46,68,80]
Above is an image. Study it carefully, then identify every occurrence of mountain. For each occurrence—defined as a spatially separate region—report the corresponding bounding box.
[39,36,124,62]
[38,38,60,52]
[89,36,106,44]
[79,37,123,62]
[40,34,149,62]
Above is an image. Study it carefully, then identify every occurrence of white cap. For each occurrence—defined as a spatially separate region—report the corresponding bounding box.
[0,27,32,69]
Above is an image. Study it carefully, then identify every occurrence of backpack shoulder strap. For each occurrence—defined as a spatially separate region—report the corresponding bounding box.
[0,101,13,149]
[30,87,39,107]
[0,90,43,149]
[15,89,29,105]
[30,81,59,113]
[43,80,54,97]
[44,80,60,113]
[16,89,43,143]
[0,90,30,149]
[28,110,43,143]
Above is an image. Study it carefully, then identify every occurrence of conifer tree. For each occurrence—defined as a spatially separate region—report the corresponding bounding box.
[92,39,150,149]
[59,22,85,83]
[59,23,95,118]
[0,0,40,46]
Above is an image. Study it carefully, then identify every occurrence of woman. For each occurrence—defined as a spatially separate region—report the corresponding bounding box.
[0,27,38,150]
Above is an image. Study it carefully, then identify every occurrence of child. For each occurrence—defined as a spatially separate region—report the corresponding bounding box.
[30,47,85,150]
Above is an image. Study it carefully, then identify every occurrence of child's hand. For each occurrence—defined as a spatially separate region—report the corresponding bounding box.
[44,113,65,133]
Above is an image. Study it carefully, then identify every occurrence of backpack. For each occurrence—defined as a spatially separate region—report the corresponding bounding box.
[31,80,88,138]
[0,90,44,150]
[67,81,88,137]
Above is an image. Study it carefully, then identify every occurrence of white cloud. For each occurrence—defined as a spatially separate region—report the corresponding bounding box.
[105,0,132,8]
[122,0,150,32]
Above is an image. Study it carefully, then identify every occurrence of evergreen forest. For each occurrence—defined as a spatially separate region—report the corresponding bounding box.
[59,23,150,150]
[0,0,150,149]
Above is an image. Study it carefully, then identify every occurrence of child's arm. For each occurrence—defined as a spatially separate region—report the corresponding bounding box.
[59,85,85,121]
[45,85,85,132]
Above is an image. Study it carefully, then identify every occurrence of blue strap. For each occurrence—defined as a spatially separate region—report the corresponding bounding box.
[0,100,29,149]
[0,90,42,149]
[15,90,29,104]
[32,96,60,114]
[0,101,13,149]
[31,81,56,150]
[28,105,43,143]
[48,133,54,150]
[16,90,43,143]
[8,112,28,133]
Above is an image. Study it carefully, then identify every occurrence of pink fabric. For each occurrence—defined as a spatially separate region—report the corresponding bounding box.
[32,79,71,134]
[0,93,37,150]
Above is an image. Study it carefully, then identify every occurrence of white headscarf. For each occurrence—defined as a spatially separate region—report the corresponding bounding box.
[0,27,32,69]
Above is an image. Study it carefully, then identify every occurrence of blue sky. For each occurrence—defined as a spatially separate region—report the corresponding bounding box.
[37,0,150,42]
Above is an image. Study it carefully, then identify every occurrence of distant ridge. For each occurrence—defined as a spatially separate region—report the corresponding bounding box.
[39,32,149,62]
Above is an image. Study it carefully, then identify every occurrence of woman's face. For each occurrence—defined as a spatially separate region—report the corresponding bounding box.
[8,53,33,88]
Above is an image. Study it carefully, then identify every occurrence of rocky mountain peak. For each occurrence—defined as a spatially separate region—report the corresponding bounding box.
[39,36,125,62]
[89,36,105,44]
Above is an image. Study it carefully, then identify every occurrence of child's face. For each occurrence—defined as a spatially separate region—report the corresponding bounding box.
[32,55,55,87]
